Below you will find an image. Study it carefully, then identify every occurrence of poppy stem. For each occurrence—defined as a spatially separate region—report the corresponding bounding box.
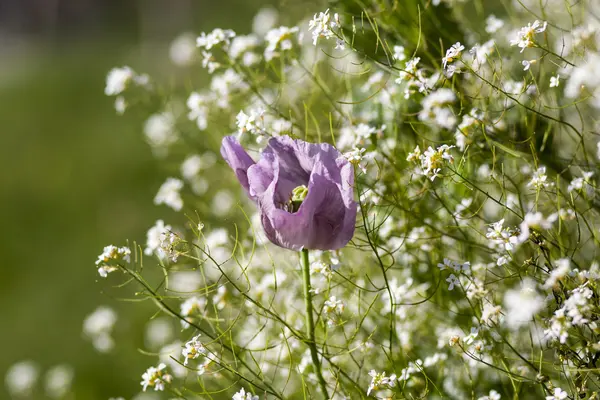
[300,248,330,399]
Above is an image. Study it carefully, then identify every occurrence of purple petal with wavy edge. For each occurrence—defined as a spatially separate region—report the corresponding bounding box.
[220,136,256,198]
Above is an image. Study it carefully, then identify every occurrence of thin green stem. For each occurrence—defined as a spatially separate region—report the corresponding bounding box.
[301,248,330,399]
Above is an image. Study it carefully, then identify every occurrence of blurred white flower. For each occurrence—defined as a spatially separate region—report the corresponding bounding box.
[504,278,544,329]
[144,112,177,149]
[485,15,504,33]
[83,306,117,353]
[170,33,197,66]
[252,7,278,37]
[154,178,184,211]
[5,361,39,397]
[44,364,74,399]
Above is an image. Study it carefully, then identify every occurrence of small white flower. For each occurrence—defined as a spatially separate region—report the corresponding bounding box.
[95,245,131,277]
[44,365,74,399]
[393,45,406,61]
[196,28,236,50]
[510,20,547,52]
[182,335,206,365]
[446,274,460,290]
[308,9,338,45]
[367,370,397,395]
[549,74,560,88]
[485,15,504,34]
[504,278,544,330]
[546,387,568,400]
[264,26,299,61]
[105,66,134,96]
[442,42,465,69]
[233,387,259,400]
[154,178,184,211]
[5,361,39,397]
[83,306,117,353]
[522,59,536,70]
[140,363,173,392]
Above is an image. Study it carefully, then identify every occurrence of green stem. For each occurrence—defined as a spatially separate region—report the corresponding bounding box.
[300,248,330,399]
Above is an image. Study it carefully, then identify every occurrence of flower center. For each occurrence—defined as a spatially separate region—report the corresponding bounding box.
[289,185,308,212]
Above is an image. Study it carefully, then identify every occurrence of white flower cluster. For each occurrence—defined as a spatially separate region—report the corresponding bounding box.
[95,245,130,277]
[104,66,150,114]
[264,26,299,61]
[182,334,206,365]
[308,9,342,48]
[510,20,547,52]
[406,144,455,181]
[154,177,184,211]
[545,283,595,343]
[232,388,259,400]
[442,42,465,75]
[418,88,457,129]
[83,306,117,353]
[140,362,173,392]
[367,370,396,396]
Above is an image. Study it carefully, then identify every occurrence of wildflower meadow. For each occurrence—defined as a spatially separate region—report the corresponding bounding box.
[7,0,600,398]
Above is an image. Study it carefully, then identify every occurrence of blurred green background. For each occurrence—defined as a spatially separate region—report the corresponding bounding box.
[0,0,292,398]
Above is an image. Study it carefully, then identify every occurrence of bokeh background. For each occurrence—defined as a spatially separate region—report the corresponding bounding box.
[0,0,302,398]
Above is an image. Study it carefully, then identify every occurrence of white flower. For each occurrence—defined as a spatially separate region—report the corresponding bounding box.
[393,45,406,61]
[154,178,184,211]
[308,9,339,45]
[180,296,206,329]
[343,147,368,173]
[504,278,544,330]
[236,109,264,135]
[196,28,236,50]
[5,361,39,397]
[418,88,457,130]
[229,34,260,60]
[517,212,556,243]
[485,15,504,34]
[510,20,547,52]
[550,74,560,88]
[323,296,345,314]
[486,219,518,251]
[543,258,570,289]
[481,303,502,326]
[44,365,74,399]
[95,245,131,277]
[522,59,536,70]
[182,335,206,365]
[528,166,553,190]
[367,370,397,395]
[252,7,278,36]
[568,170,594,192]
[83,306,117,353]
[187,92,211,130]
[114,96,127,114]
[442,42,465,69]
[478,389,502,400]
[170,33,197,66]
[105,66,134,96]
[144,219,173,259]
[546,387,568,400]
[140,363,173,392]
[144,112,177,149]
[264,26,299,61]
[446,274,460,290]
[233,387,259,400]
[408,144,455,181]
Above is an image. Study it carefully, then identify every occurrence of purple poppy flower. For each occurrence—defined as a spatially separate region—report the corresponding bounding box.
[221,135,357,251]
